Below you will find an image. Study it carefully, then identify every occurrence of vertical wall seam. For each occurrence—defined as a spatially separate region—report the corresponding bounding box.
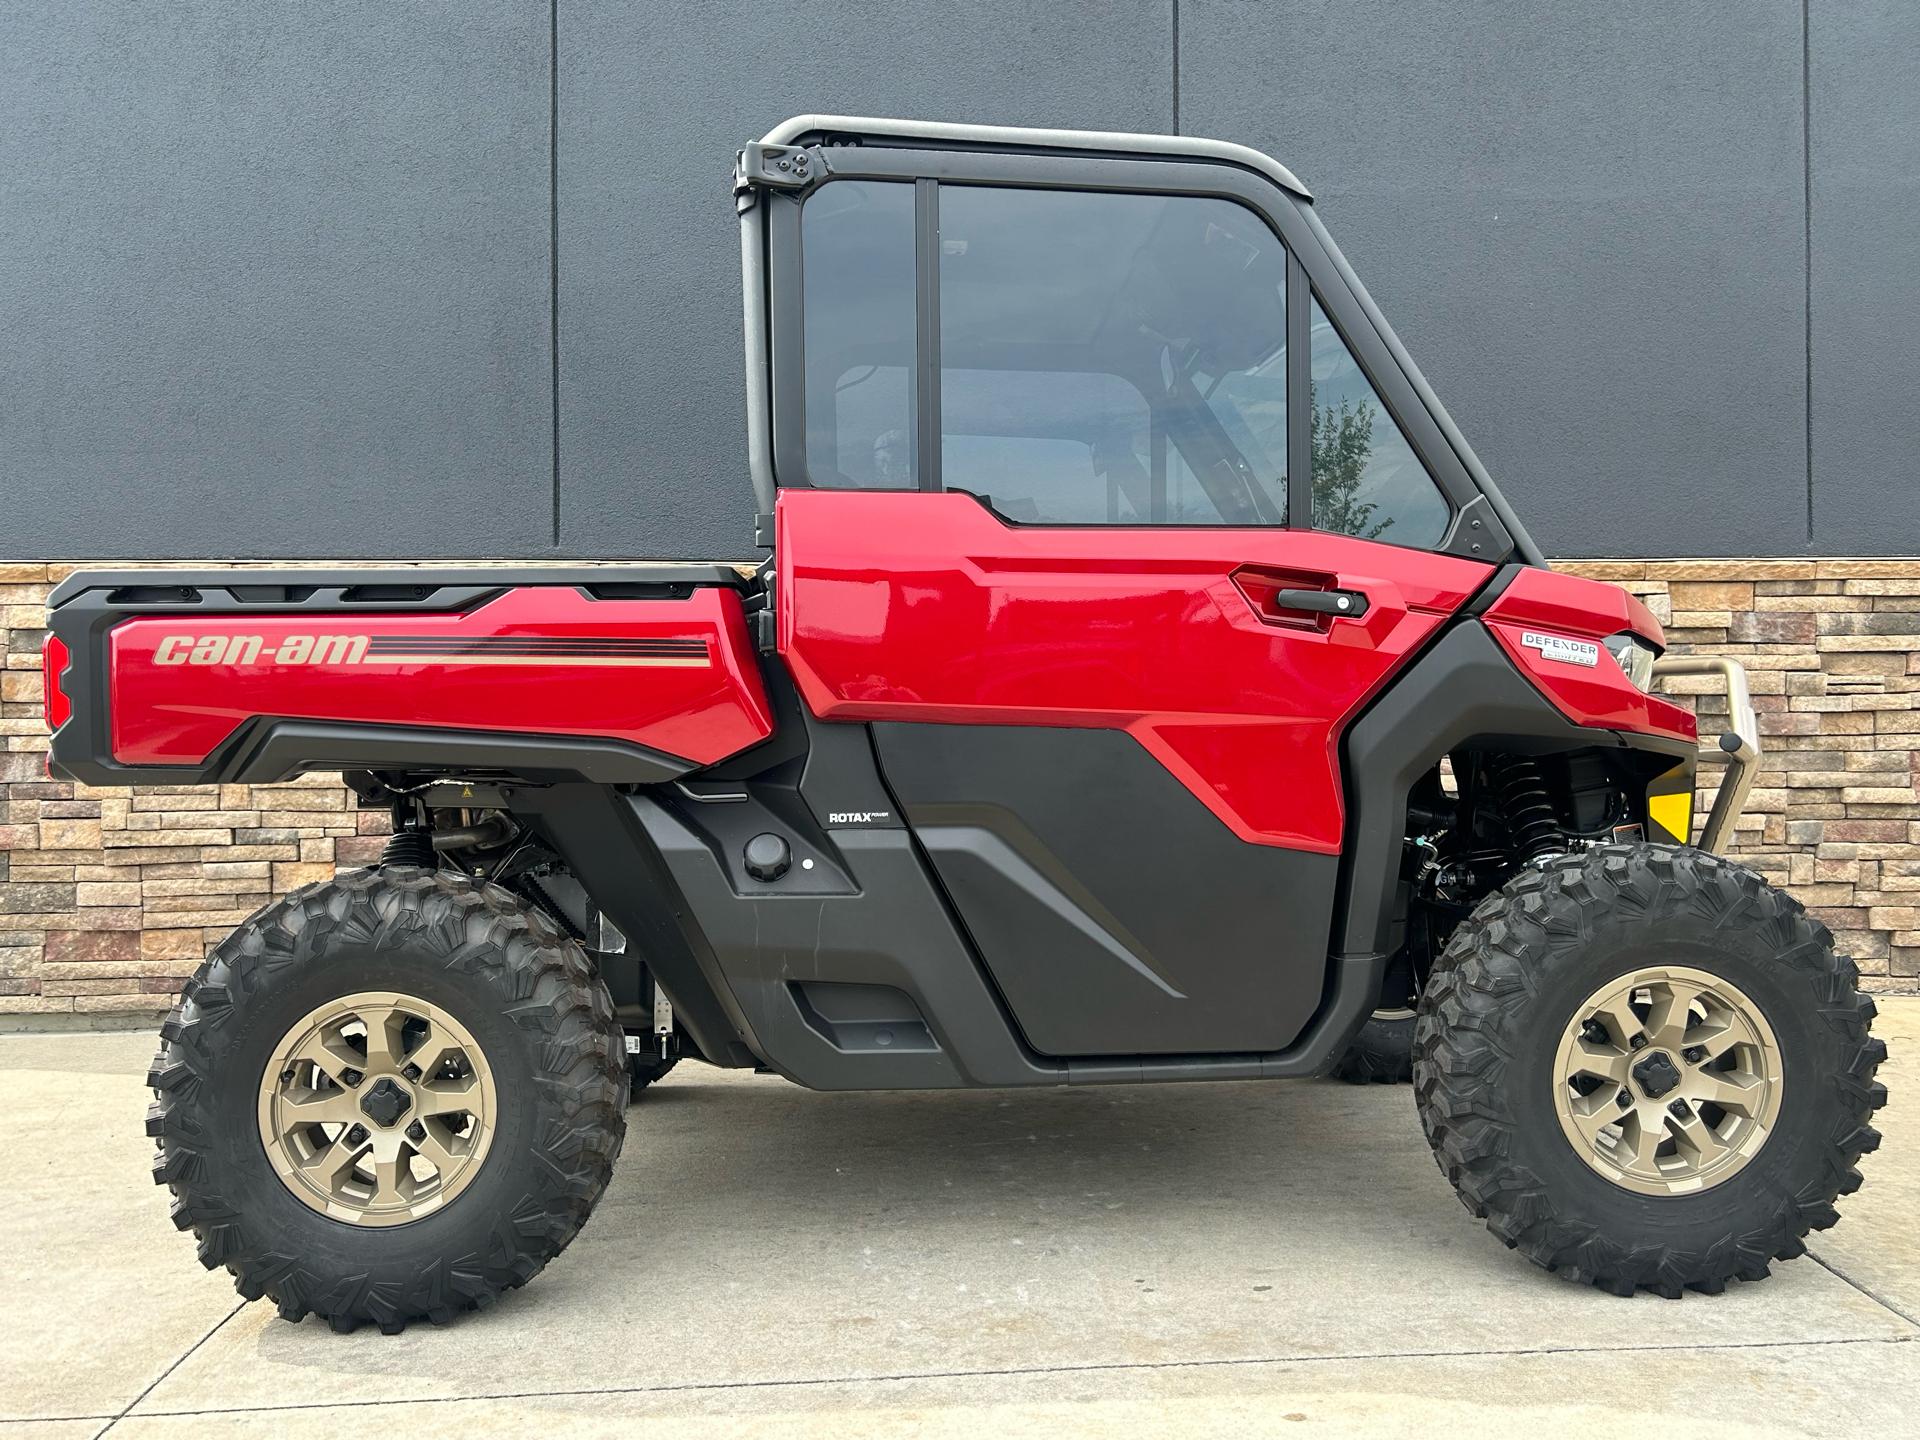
[1803,0,1814,546]
[549,0,562,547]
[1171,0,1180,134]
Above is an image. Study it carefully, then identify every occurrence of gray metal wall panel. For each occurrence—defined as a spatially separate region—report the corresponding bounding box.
[0,3,551,560]
[554,0,1174,559]
[5,3,1912,563]
[1182,0,1816,559]
[1808,0,1920,555]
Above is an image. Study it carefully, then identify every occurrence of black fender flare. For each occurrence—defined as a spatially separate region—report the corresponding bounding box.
[1333,621,1695,963]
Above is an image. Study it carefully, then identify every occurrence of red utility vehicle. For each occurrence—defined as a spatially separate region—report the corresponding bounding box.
[45,118,1882,1331]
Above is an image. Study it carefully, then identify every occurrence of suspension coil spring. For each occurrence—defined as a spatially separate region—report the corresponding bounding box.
[1493,756,1564,863]
[380,828,438,869]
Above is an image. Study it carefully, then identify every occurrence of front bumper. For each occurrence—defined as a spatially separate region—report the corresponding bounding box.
[1651,655,1761,855]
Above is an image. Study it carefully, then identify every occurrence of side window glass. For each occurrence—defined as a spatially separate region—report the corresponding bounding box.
[938,187,1287,525]
[802,181,916,488]
[1309,299,1450,546]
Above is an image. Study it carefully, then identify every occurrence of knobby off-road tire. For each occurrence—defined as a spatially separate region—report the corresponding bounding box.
[627,1052,679,1100]
[147,868,627,1333]
[1331,1010,1415,1084]
[1414,843,1886,1298]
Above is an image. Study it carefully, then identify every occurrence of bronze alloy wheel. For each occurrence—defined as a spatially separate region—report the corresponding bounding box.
[1552,965,1783,1197]
[257,990,498,1226]
[1417,844,1883,1297]
[153,870,626,1331]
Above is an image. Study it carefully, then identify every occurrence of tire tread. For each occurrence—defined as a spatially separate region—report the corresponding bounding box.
[1412,844,1882,1297]
[1331,1013,1415,1085]
[147,868,626,1332]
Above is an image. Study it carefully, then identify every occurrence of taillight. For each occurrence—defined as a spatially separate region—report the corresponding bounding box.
[41,634,71,732]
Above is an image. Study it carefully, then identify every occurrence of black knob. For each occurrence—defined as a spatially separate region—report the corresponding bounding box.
[744,832,791,882]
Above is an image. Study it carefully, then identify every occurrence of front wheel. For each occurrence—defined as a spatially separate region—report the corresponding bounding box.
[628,1050,679,1099]
[1414,844,1886,1297]
[147,869,627,1332]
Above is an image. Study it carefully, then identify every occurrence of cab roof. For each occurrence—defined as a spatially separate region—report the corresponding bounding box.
[759,114,1313,202]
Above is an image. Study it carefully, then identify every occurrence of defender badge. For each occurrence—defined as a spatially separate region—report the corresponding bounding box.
[1520,630,1599,668]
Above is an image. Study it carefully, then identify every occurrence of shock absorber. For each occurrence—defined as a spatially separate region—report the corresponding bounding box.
[1493,756,1565,864]
[380,798,438,870]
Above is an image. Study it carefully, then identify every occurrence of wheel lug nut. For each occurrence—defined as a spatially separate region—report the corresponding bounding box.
[1682,1045,1705,1063]
[340,1068,363,1088]
[405,1120,426,1142]
[1668,1099,1690,1119]
[1628,1033,1647,1051]
[344,1124,368,1146]
[402,1064,421,1081]
[1616,1088,1632,1108]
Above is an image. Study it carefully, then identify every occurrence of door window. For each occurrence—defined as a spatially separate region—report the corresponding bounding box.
[793,174,1457,547]
[938,187,1288,525]
[801,180,917,489]
[1308,299,1450,546]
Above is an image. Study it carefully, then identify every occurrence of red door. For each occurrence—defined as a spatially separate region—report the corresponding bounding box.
[780,490,1489,854]
[779,491,1491,1055]
[767,165,1495,1055]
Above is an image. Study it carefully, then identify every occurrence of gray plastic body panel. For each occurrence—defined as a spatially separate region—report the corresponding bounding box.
[512,784,767,1069]
[636,799,1053,1090]
[873,723,1337,1057]
[623,726,1382,1089]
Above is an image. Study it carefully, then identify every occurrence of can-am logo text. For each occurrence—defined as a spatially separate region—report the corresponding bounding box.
[153,635,369,666]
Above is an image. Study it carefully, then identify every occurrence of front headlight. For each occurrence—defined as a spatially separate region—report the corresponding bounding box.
[1604,631,1658,691]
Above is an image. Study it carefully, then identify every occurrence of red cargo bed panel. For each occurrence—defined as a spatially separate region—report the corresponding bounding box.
[108,586,773,768]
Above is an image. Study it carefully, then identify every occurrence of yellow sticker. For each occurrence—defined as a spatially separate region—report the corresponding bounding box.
[1648,792,1692,843]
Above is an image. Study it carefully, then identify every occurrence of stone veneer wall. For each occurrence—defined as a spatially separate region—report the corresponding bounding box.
[1556,560,1920,992]
[2,558,1917,1026]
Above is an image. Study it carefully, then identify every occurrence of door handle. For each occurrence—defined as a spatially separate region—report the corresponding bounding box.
[1274,588,1370,618]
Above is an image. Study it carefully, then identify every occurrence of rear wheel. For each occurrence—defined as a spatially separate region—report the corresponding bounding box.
[148,868,627,1332]
[1330,1009,1415,1084]
[1414,844,1886,1297]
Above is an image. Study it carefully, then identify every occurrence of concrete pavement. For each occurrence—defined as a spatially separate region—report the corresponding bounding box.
[5,999,1916,1437]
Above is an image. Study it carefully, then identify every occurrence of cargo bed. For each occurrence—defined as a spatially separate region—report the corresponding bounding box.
[43,565,772,789]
